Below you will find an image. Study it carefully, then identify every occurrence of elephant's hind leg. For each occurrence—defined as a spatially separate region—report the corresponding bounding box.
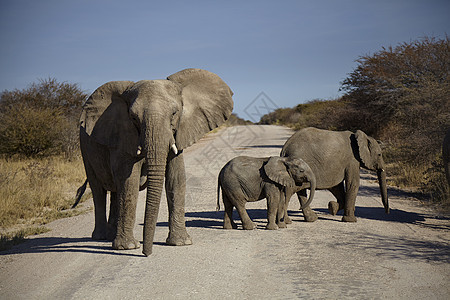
[328,182,345,215]
[222,194,237,229]
[233,201,256,230]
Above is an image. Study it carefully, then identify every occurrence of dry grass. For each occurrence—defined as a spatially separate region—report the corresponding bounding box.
[0,155,89,250]
[386,157,450,211]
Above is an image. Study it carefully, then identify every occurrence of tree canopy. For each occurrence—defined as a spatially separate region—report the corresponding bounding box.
[0,78,87,157]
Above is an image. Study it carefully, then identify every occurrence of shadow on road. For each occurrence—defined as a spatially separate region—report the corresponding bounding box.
[335,232,450,263]
[163,209,272,229]
[0,237,142,257]
[313,206,450,231]
[358,181,424,200]
[178,204,450,232]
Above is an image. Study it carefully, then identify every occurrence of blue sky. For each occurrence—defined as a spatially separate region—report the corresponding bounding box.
[0,0,448,120]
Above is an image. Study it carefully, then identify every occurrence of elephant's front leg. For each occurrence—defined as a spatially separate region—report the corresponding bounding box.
[283,188,296,224]
[165,152,192,246]
[265,187,280,230]
[342,171,359,222]
[112,161,141,250]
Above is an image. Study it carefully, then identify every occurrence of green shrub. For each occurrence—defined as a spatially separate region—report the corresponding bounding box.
[0,78,87,158]
[0,104,70,156]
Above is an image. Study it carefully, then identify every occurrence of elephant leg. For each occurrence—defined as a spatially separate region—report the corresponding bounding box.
[342,171,360,222]
[234,202,256,230]
[222,193,237,229]
[284,189,295,224]
[265,193,279,230]
[165,152,192,246]
[298,189,318,222]
[276,192,287,229]
[112,161,141,250]
[106,192,118,241]
[328,182,345,215]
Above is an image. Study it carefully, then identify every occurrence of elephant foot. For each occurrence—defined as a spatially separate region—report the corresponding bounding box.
[112,236,140,250]
[342,215,357,222]
[328,201,340,215]
[285,215,292,224]
[223,221,238,230]
[92,227,107,240]
[242,221,257,230]
[277,221,287,229]
[303,209,318,222]
[166,232,193,246]
[265,223,279,230]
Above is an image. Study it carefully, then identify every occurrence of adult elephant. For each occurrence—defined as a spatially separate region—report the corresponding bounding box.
[443,129,450,187]
[80,68,233,256]
[280,127,389,222]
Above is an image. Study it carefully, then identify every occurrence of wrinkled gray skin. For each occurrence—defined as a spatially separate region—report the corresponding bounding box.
[444,129,450,187]
[80,69,233,256]
[281,127,389,222]
[217,156,316,230]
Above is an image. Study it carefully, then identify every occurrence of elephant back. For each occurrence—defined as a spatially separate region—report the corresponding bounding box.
[281,127,354,188]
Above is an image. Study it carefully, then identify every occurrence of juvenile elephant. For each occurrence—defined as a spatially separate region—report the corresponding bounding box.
[80,68,233,256]
[281,127,389,222]
[217,156,316,230]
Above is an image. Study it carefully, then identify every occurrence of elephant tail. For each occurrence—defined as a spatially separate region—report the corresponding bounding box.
[72,179,88,208]
[216,180,221,211]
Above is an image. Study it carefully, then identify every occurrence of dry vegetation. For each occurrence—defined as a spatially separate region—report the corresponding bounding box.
[0,79,88,250]
[260,36,450,207]
[0,156,88,250]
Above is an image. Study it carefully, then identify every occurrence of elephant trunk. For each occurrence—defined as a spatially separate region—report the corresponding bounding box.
[142,163,166,256]
[142,119,171,256]
[377,168,389,214]
[299,170,316,210]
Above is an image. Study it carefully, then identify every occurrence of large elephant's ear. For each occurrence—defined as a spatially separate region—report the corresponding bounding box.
[80,81,139,155]
[264,157,295,188]
[355,130,374,169]
[167,68,234,149]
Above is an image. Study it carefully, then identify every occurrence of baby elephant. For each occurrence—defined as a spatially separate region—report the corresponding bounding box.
[217,156,316,230]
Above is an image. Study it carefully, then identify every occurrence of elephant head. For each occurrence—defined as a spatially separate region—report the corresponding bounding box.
[354,130,389,214]
[264,157,316,209]
[80,68,233,256]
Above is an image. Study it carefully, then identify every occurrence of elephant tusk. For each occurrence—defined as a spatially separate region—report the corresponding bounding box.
[171,143,178,155]
[137,146,142,156]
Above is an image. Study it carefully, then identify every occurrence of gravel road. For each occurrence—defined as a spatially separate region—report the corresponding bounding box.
[1,125,449,299]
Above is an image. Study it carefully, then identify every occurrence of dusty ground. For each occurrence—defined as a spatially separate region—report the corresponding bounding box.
[0,125,449,299]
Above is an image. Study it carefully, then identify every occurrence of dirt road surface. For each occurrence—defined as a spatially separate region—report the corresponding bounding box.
[1,125,449,299]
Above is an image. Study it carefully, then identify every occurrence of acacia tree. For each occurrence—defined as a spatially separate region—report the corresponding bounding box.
[0,78,87,157]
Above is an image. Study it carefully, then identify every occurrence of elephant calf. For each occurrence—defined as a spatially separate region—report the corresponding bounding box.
[217,156,316,230]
